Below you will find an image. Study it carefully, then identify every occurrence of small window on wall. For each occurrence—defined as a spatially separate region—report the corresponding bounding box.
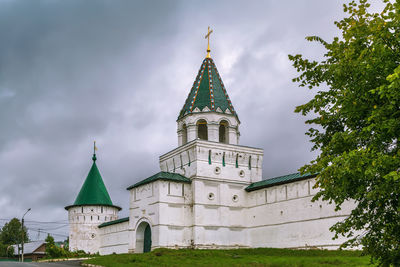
[219,120,229,143]
[182,124,188,144]
[197,120,208,140]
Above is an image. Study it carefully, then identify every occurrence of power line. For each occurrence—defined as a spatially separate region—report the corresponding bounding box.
[27,225,68,231]
[28,228,68,238]
[0,218,68,224]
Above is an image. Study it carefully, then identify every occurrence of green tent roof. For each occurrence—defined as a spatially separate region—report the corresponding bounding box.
[245,172,317,192]
[65,154,120,210]
[178,57,238,120]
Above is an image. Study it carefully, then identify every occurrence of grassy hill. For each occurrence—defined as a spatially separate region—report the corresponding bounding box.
[84,247,374,267]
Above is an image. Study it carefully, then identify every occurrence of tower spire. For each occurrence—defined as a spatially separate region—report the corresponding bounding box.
[92,141,97,162]
[205,26,213,58]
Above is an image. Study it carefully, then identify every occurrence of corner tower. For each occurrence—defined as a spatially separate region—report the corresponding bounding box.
[177,30,240,146]
[65,144,121,254]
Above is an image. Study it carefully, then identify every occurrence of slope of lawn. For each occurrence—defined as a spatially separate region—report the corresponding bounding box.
[84,248,374,267]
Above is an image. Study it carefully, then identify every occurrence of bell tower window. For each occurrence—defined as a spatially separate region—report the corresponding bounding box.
[219,120,229,143]
[197,120,208,140]
[182,124,188,144]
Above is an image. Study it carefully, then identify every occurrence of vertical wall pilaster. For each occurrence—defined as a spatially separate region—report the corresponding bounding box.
[228,127,238,145]
[208,123,219,142]
[187,124,197,142]
[177,130,183,146]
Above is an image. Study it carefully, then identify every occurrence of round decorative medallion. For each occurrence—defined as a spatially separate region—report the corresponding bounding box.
[239,170,245,177]
[232,195,239,202]
[214,167,221,175]
[208,193,215,200]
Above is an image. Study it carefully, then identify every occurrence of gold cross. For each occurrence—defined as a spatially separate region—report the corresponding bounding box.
[205,26,213,58]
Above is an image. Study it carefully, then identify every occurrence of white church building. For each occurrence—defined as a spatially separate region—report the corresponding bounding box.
[65,35,354,254]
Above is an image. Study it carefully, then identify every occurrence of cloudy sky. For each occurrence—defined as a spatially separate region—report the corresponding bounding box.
[0,0,352,240]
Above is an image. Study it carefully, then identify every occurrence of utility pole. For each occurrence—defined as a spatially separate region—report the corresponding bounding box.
[21,208,31,262]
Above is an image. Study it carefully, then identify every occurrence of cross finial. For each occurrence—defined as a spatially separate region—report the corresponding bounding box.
[205,26,213,58]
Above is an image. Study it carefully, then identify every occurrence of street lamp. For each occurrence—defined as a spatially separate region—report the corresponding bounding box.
[21,208,31,262]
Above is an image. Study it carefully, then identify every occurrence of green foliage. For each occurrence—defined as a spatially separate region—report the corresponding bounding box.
[0,242,14,258]
[289,0,400,266]
[0,218,29,245]
[43,234,90,259]
[84,248,373,267]
[45,234,67,258]
[45,234,54,246]
[64,237,69,251]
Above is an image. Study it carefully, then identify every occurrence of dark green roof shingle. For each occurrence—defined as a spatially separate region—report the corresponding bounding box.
[127,171,191,190]
[98,217,129,228]
[178,57,238,120]
[245,172,317,192]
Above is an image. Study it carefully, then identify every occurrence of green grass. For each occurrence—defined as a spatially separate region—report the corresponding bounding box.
[84,248,375,267]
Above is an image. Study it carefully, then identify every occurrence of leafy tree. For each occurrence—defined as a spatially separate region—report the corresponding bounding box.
[45,234,55,246]
[289,0,400,265]
[0,218,29,245]
[45,234,67,258]
[63,237,69,251]
[0,242,14,258]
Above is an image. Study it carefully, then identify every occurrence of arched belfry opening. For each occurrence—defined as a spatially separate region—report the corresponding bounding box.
[219,120,229,144]
[197,120,208,140]
[136,221,152,253]
[182,124,188,145]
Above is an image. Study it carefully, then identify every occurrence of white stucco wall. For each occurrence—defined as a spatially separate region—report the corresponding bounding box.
[245,178,355,249]
[128,181,159,253]
[99,221,129,255]
[67,205,119,254]
[159,139,264,184]
[127,180,193,252]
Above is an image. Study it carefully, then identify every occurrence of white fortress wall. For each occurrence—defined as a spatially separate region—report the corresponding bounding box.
[128,180,160,253]
[245,177,356,249]
[99,220,129,255]
[190,178,249,248]
[156,181,193,248]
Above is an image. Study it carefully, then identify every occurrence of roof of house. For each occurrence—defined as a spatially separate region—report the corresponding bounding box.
[178,57,238,121]
[245,172,317,192]
[127,171,191,190]
[12,241,46,255]
[65,153,121,210]
[98,217,129,228]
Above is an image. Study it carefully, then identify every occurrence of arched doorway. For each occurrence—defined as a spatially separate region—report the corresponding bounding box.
[136,221,152,253]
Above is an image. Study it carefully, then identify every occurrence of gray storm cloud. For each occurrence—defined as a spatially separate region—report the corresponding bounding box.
[0,0,346,239]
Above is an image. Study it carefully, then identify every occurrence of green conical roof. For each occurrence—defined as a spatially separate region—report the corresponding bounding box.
[178,57,238,120]
[65,154,120,210]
